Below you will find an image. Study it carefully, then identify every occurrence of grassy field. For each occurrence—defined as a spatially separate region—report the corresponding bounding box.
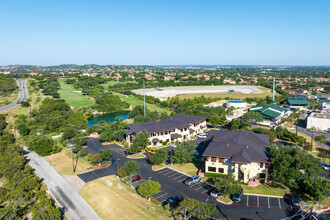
[115,93,170,113]
[100,80,137,90]
[242,184,289,197]
[58,79,95,108]
[178,86,274,99]
[45,148,92,175]
[0,90,18,107]
[80,176,171,220]
[167,162,203,176]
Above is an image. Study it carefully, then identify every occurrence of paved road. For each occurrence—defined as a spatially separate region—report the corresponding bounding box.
[0,78,28,112]
[24,148,101,220]
[77,137,329,220]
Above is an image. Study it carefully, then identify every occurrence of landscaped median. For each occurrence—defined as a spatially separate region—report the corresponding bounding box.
[127,153,146,159]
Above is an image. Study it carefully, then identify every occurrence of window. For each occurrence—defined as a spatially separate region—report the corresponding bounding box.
[260,173,266,178]
[218,158,224,163]
[259,163,264,168]
[208,167,216,172]
[218,168,224,173]
[211,157,216,162]
[166,139,169,142]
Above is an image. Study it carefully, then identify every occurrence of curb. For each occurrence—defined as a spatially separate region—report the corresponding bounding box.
[243,193,283,198]
[152,164,167,171]
[75,161,112,175]
[311,197,330,213]
[217,198,233,205]
[127,153,147,159]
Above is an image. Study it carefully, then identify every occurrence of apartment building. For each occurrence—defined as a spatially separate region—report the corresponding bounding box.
[125,114,207,146]
[203,130,270,183]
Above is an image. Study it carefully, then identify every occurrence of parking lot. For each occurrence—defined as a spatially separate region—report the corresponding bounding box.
[156,167,213,196]
[233,194,292,210]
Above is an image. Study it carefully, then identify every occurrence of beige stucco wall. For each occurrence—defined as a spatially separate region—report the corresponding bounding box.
[205,158,268,182]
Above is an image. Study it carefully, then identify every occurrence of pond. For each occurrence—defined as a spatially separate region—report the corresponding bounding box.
[87,111,130,127]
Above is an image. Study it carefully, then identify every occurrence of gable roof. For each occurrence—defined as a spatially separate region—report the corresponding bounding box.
[203,130,270,164]
[125,114,207,135]
[249,103,287,119]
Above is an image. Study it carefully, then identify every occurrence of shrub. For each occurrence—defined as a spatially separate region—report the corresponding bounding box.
[78,149,86,156]
[260,178,265,184]
[20,101,30,107]
[90,154,101,164]
[117,167,127,178]
[205,173,226,178]
[303,144,312,151]
[162,141,167,146]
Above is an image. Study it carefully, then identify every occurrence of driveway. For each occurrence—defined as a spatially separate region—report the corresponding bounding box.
[0,78,28,112]
[77,137,330,220]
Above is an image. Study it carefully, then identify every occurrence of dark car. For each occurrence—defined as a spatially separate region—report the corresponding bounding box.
[291,194,301,208]
[163,196,183,209]
[209,188,221,198]
[130,175,141,183]
[184,176,201,186]
[232,189,243,202]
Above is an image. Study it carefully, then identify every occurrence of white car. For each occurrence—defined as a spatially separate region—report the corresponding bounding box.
[170,143,177,148]
[196,133,207,139]
[321,162,330,171]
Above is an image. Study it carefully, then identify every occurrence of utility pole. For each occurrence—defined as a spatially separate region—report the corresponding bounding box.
[272,77,275,102]
[311,127,314,148]
[148,177,152,201]
[116,158,120,173]
[205,198,209,219]
[143,81,146,121]
[29,105,32,121]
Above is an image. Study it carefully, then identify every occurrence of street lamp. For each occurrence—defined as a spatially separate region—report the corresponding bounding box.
[148,177,152,201]
[116,158,120,173]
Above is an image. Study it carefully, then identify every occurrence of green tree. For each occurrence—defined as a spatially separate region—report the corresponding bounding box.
[137,180,161,197]
[18,123,30,136]
[90,154,102,165]
[173,141,195,164]
[27,135,58,156]
[86,153,93,161]
[315,135,327,144]
[123,161,140,176]
[241,111,264,124]
[208,174,242,197]
[175,198,220,220]
[100,149,112,160]
[149,149,168,165]
[305,176,330,201]
[78,149,86,157]
[126,131,149,154]
[0,114,7,130]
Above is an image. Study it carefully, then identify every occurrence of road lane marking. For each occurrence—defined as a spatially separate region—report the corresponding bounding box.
[257,196,259,207]
[162,170,176,175]
[268,197,270,208]
[196,185,204,191]
[168,172,182,178]
[278,198,281,209]
[247,195,249,206]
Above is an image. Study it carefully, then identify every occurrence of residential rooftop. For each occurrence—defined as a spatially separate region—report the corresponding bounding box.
[249,103,287,119]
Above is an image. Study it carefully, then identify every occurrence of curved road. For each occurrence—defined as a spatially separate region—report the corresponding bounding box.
[0,78,27,112]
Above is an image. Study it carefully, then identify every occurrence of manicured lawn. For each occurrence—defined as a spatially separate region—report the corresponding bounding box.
[58,79,95,107]
[100,80,137,89]
[218,195,232,203]
[115,93,170,113]
[80,176,171,220]
[167,162,203,176]
[153,164,166,171]
[44,148,92,175]
[127,153,146,158]
[178,86,274,99]
[242,183,289,197]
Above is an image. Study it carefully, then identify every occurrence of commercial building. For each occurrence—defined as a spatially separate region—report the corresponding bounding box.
[203,130,270,183]
[306,112,330,132]
[249,103,289,126]
[125,114,207,146]
[285,97,312,110]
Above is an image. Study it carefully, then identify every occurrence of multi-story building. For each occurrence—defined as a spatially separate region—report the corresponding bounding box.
[203,130,271,183]
[306,112,330,132]
[249,103,289,126]
[125,114,207,146]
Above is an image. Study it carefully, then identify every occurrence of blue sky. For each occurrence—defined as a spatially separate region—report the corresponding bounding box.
[1,0,330,65]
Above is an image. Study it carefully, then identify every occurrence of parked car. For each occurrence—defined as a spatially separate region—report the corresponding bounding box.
[321,162,330,171]
[291,194,301,208]
[184,175,201,186]
[209,188,221,198]
[170,143,177,148]
[109,140,116,145]
[146,147,155,154]
[196,134,207,139]
[130,175,141,183]
[163,196,183,209]
[232,189,243,202]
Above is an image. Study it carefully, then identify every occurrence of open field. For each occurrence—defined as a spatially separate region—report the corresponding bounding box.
[167,162,203,176]
[133,85,272,100]
[45,148,92,175]
[115,93,170,113]
[58,79,95,107]
[101,80,137,89]
[0,90,18,107]
[80,176,171,220]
